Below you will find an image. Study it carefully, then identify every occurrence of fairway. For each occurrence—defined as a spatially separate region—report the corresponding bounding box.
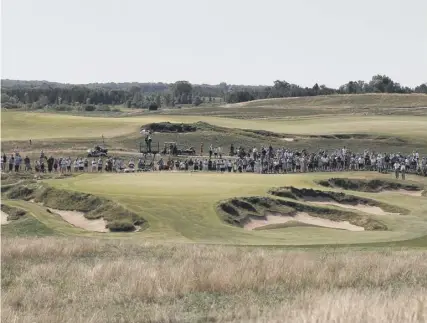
[2,110,427,142]
[3,171,418,246]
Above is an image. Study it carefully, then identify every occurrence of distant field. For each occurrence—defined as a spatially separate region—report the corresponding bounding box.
[231,93,427,109]
[2,111,427,142]
[160,93,427,118]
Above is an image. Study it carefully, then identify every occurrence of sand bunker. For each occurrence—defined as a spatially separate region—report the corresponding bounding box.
[381,189,424,197]
[1,211,10,225]
[48,208,108,232]
[244,212,364,231]
[309,200,395,216]
[281,137,295,142]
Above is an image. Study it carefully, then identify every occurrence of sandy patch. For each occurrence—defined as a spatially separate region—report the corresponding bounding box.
[48,208,108,232]
[281,137,295,142]
[244,212,364,231]
[1,211,10,225]
[310,201,394,216]
[380,189,424,197]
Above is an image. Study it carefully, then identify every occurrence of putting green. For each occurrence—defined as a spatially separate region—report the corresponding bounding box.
[17,171,423,246]
[2,111,427,141]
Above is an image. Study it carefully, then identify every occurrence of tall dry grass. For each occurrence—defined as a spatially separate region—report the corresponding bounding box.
[2,237,427,323]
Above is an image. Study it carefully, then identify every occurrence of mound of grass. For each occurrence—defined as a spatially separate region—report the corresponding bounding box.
[1,213,55,237]
[106,220,136,232]
[1,204,27,221]
[269,186,408,215]
[218,195,387,231]
[30,186,146,232]
[318,178,424,193]
[4,183,38,200]
[142,122,197,133]
[217,196,295,227]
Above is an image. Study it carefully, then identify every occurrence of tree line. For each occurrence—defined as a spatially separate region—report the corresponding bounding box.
[1,75,426,110]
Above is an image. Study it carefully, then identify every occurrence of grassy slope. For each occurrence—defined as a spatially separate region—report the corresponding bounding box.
[159,93,427,117]
[2,94,427,155]
[4,171,418,246]
[0,112,421,137]
[232,93,427,108]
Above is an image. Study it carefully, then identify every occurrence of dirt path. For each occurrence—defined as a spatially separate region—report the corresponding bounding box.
[48,208,108,232]
[244,212,364,231]
[1,211,10,225]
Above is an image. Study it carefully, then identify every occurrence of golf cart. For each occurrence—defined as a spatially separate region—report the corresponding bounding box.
[87,145,108,157]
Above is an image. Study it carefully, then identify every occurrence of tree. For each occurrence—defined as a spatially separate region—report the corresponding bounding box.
[163,93,172,107]
[155,95,161,109]
[369,75,395,93]
[226,91,254,103]
[38,95,49,106]
[312,83,320,94]
[173,81,192,103]
[415,83,427,94]
[148,102,158,111]
[193,96,202,106]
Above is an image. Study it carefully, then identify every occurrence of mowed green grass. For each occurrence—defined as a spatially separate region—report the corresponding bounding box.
[2,110,427,143]
[232,93,427,109]
[160,93,427,118]
[9,171,420,246]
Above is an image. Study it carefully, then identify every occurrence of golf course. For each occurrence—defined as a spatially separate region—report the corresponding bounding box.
[2,94,427,322]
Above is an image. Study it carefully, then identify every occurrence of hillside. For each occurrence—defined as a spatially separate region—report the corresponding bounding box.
[159,93,427,118]
[224,93,427,109]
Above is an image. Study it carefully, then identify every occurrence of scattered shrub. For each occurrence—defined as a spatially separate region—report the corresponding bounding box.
[1,204,27,220]
[107,220,135,232]
[83,104,96,111]
[142,122,197,133]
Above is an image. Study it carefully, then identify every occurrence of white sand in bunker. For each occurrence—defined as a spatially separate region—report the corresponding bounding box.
[380,189,424,197]
[281,137,295,142]
[244,212,364,232]
[302,196,396,215]
[310,200,394,216]
[48,208,108,232]
[1,211,10,225]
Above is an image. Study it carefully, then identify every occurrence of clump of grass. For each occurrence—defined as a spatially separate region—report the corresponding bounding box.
[4,184,37,200]
[2,236,427,323]
[218,195,387,231]
[318,178,424,193]
[142,121,197,133]
[106,219,136,232]
[218,196,295,227]
[35,186,104,212]
[269,186,409,215]
[1,204,27,221]
[32,186,146,232]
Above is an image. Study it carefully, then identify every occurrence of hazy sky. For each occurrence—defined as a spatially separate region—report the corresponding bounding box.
[2,0,426,87]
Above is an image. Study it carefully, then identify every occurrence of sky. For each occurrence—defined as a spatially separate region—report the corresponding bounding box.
[1,0,426,87]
